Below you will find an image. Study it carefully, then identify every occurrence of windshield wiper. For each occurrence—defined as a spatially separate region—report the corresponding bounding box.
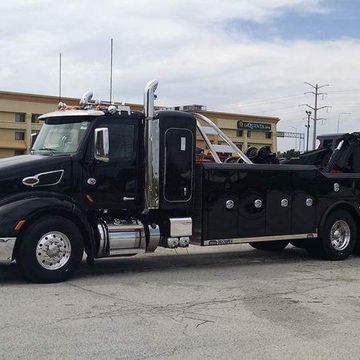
[36,147,58,154]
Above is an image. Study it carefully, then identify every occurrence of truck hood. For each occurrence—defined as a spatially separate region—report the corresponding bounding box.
[0,155,72,198]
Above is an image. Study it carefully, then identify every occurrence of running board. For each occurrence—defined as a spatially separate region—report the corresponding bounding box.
[203,233,317,246]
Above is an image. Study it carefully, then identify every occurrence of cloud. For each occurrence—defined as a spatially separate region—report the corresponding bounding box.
[0,0,359,150]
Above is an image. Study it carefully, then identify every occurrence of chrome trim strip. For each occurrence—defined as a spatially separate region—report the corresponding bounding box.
[107,248,145,256]
[0,237,16,264]
[203,233,317,246]
[23,170,64,187]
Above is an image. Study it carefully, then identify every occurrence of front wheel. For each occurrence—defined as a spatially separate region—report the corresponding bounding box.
[17,216,84,283]
[316,210,356,260]
[249,240,289,251]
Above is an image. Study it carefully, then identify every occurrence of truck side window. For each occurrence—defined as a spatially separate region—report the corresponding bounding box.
[109,123,136,162]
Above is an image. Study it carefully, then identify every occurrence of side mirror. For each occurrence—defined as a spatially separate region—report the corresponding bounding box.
[94,128,110,162]
[31,133,38,148]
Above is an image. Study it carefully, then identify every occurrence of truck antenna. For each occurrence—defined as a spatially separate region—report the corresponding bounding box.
[58,52,62,102]
[109,38,113,103]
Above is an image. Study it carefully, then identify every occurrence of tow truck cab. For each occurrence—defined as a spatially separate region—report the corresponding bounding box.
[1,80,360,283]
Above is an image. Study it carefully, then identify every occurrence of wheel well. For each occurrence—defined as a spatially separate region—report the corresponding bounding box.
[320,203,360,232]
[13,210,94,260]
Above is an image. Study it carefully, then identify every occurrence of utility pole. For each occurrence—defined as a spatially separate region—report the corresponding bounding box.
[301,82,331,150]
[305,110,311,152]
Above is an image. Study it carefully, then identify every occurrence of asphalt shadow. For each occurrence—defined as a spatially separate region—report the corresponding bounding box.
[0,246,331,285]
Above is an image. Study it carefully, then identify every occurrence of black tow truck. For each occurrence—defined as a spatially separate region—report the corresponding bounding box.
[1,80,360,282]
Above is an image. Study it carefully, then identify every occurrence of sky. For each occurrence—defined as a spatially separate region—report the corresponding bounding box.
[1,0,360,151]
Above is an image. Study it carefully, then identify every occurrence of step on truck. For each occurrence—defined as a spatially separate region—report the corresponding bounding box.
[1,80,360,282]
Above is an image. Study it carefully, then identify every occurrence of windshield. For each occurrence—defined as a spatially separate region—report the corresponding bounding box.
[32,121,89,155]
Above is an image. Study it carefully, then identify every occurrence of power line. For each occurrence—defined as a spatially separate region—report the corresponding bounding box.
[328,89,360,94]
[300,82,332,150]
[237,93,304,107]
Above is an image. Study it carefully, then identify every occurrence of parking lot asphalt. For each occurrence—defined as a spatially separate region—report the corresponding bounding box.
[1,244,360,360]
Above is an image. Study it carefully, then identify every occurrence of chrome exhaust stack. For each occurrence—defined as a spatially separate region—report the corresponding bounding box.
[144,79,158,119]
[143,80,160,210]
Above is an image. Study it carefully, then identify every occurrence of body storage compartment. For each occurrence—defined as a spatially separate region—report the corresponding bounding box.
[193,163,324,243]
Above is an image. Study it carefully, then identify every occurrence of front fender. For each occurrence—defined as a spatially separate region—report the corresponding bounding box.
[0,194,95,259]
[0,196,72,237]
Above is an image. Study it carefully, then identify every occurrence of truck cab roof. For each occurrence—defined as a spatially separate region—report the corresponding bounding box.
[39,110,105,120]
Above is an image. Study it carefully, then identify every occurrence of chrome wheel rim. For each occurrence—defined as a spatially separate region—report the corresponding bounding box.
[330,220,351,251]
[36,231,71,270]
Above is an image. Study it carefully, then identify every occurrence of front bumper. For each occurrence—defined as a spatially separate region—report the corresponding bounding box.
[0,237,16,264]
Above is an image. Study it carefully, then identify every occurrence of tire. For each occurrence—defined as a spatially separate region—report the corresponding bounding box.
[249,240,289,251]
[354,238,360,256]
[316,210,356,260]
[304,240,322,258]
[290,239,309,249]
[17,216,84,283]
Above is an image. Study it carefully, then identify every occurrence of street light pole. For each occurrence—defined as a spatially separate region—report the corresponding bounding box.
[305,111,311,152]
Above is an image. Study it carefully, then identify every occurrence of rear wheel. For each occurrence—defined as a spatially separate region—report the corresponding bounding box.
[17,216,84,283]
[249,240,289,251]
[314,210,356,260]
[290,239,309,249]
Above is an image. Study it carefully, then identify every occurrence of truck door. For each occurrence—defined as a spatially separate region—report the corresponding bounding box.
[163,128,193,202]
[86,117,141,210]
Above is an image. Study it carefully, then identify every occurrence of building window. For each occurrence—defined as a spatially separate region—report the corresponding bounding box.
[15,131,25,140]
[247,131,252,138]
[265,132,272,139]
[31,114,42,123]
[14,150,25,156]
[237,130,243,137]
[15,113,26,123]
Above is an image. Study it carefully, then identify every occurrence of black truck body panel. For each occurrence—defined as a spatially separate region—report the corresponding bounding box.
[192,163,360,244]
